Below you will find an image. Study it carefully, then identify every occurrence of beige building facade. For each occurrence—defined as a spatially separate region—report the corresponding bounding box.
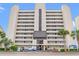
[7,3,73,51]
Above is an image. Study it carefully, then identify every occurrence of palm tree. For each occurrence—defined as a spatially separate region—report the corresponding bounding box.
[0,30,6,48]
[58,29,69,52]
[0,31,6,38]
[70,30,79,50]
[70,31,77,50]
[0,26,5,40]
[0,27,14,51]
[71,31,76,40]
[0,37,13,51]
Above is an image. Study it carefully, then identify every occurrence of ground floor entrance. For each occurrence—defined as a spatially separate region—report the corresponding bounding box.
[36,45,48,51]
[36,39,43,50]
[37,45,43,50]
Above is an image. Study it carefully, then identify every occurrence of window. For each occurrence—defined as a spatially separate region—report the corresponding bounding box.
[46,12,62,13]
[48,41,57,43]
[17,25,34,27]
[16,29,34,31]
[46,22,63,23]
[19,12,34,13]
[16,33,33,35]
[46,25,64,27]
[15,41,32,43]
[46,29,62,31]
[47,33,58,35]
[15,36,32,39]
[47,37,63,39]
[18,18,34,20]
[18,15,34,17]
[48,41,54,43]
[46,15,62,17]
[46,18,63,20]
[17,22,34,24]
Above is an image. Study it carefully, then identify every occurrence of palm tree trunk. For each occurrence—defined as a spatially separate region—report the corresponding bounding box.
[4,45,7,52]
[64,37,67,52]
[64,42,67,52]
[4,47,6,51]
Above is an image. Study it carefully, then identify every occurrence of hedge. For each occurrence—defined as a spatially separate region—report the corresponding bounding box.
[0,48,5,51]
[60,49,65,52]
[60,49,78,52]
[69,49,77,52]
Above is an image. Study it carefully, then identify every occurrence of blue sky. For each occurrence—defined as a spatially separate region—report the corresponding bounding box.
[0,3,79,32]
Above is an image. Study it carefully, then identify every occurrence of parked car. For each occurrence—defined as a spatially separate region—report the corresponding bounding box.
[23,48,37,51]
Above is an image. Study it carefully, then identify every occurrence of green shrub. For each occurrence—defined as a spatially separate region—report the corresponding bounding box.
[77,48,79,51]
[78,48,79,51]
[0,48,5,51]
[10,45,18,51]
[66,49,68,51]
[60,49,65,52]
[69,49,77,52]
[6,48,10,51]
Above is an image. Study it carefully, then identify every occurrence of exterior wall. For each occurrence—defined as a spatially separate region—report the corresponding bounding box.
[61,5,73,48]
[7,5,19,42]
[46,10,65,50]
[15,10,35,48]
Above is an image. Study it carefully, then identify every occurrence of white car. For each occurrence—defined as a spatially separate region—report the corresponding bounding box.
[24,47,37,51]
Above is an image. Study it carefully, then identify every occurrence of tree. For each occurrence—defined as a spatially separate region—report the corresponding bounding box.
[71,31,76,40]
[75,30,79,47]
[0,26,15,51]
[0,37,13,51]
[76,30,79,38]
[0,31,6,38]
[10,45,18,51]
[0,30,6,47]
[58,29,69,52]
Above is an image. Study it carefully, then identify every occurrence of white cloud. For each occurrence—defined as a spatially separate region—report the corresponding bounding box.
[0,6,4,10]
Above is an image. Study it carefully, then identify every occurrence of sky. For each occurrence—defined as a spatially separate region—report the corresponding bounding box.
[0,3,79,32]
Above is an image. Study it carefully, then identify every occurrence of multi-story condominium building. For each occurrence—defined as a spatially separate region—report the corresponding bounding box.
[7,3,73,51]
[75,16,79,48]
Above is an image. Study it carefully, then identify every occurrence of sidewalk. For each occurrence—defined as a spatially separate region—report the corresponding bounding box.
[0,51,79,56]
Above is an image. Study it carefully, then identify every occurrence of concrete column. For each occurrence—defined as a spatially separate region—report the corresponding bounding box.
[43,45,45,51]
[43,40,47,51]
[33,40,37,50]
